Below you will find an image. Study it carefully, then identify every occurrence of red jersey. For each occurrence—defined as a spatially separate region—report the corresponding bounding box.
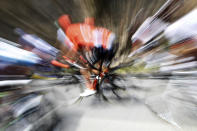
[58,15,115,51]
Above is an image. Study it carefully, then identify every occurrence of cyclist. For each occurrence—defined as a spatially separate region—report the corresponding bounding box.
[57,15,116,96]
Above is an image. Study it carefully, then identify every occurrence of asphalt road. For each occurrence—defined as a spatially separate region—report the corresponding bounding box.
[4,76,197,131]
[41,76,197,131]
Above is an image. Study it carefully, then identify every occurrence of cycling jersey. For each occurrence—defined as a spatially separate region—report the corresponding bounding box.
[58,15,116,52]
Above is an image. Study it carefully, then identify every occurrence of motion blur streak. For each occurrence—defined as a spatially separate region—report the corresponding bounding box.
[1,0,197,131]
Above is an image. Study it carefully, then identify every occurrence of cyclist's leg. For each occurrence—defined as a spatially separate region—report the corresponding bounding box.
[80,68,97,96]
[80,69,96,90]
